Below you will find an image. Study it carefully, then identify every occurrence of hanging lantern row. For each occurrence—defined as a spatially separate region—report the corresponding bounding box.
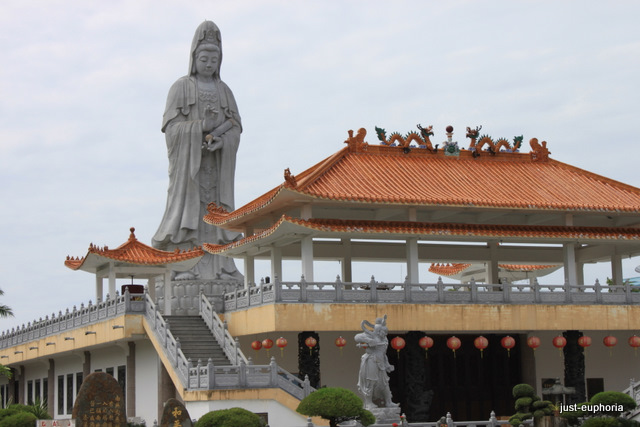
[530,334,640,357]
[252,333,640,359]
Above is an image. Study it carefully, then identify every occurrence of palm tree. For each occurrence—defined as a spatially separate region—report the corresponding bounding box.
[0,288,13,318]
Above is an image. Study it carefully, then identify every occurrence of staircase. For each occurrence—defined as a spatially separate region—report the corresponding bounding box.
[164,315,231,365]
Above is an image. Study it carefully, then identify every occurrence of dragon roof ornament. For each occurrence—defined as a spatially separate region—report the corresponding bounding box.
[373,123,548,161]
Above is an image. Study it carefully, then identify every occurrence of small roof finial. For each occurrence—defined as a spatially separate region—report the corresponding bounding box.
[129,227,136,240]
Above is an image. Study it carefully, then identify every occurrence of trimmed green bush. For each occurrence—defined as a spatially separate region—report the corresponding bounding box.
[0,411,37,427]
[582,417,624,427]
[297,387,374,427]
[590,392,637,416]
[515,397,533,409]
[513,384,535,399]
[194,407,263,427]
[509,416,522,426]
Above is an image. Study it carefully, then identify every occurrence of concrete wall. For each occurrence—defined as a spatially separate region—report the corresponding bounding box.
[135,340,159,424]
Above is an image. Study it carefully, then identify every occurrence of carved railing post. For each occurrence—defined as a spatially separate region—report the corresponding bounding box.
[335,275,343,301]
[300,275,307,302]
[626,279,633,303]
[489,410,498,427]
[303,374,311,397]
[175,337,181,367]
[239,359,247,387]
[564,278,573,303]
[502,278,511,303]
[595,279,602,303]
[124,287,131,312]
[370,276,377,302]
[437,277,444,302]
[404,276,411,302]
[534,278,541,303]
[446,412,454,427]
[274,275,282,302]
[207,358,215,389]
[235,337,241,365]
[269,357,278,386]
[470,277,478,302]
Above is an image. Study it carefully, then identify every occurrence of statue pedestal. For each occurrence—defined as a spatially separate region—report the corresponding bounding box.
[370,407,401,425]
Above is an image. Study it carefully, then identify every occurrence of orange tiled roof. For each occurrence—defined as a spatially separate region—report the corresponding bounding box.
[65,227,204,270]
[203,216,640,255]
[428,263,558,276]
[205,131,640,226]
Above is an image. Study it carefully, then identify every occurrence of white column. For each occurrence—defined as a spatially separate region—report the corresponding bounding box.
[611,253,623,286]
[148,277,156,302]
[163,271,172,315]
[108,262,116,299]
[406,238,419,284]
[270,246,282,282]
[341,238,353,283]
[576,262,585,287]
[563,243,578,286]
[95,276,103,302]
[487,241,499,285]
[301,204,312,220]
[301,236,314,282]
[244,255,255,288]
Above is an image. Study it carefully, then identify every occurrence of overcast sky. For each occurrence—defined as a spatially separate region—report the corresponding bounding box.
[1,1,639,330]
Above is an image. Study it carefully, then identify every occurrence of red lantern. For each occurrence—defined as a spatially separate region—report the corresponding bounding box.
[552,336,567,356]
[501,336,516,357]
[527,336,541,351]
[418,336,434,359]
[276,337,287,357]
[474,336,489,358]
[446,336,461,358]
[335,336,347,355]
[578,335,592,350]
[391,337,406,355]
[251,340,262,351]
[305,336,317,355]
[262,338,274,356]
[603,335,617,357]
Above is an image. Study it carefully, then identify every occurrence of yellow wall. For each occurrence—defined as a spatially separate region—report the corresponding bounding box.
[225,303,640,336]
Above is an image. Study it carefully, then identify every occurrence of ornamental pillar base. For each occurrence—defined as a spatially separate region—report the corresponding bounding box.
[370,407,401,424]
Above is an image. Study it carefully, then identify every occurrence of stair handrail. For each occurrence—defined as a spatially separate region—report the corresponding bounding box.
[199,292,248,365]
[142,290,190,387]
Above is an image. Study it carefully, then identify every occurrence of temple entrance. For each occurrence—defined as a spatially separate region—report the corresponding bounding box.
[388,333,521,422]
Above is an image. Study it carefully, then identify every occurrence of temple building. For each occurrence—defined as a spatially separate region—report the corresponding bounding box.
[1,125,640,425]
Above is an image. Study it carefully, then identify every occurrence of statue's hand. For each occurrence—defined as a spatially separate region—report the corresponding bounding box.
[202,107,217,132]
[203,134,222,152]
[387,366,395,373]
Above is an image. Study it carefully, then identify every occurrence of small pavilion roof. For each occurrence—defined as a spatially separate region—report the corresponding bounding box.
[65,227,204,274]
[205,128,640,230]
[203,215,640,257]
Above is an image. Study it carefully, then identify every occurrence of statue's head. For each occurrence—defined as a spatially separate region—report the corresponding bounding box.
[189,21,223,78]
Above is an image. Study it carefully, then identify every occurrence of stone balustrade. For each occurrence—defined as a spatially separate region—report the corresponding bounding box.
[223,276,640,312]
[0,289,144,349]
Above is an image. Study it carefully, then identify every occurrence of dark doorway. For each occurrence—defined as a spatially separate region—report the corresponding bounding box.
[388,333,521,422]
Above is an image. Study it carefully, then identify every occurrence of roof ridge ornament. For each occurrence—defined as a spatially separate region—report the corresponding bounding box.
[529,138,550,162]
[344,128,368,152]
[466,126,524,157]
[375,124,436,151]
[284,168,297,188]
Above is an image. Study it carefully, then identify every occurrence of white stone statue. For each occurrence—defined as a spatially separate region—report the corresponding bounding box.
[355,315,398,409]
[153,21,243,281]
